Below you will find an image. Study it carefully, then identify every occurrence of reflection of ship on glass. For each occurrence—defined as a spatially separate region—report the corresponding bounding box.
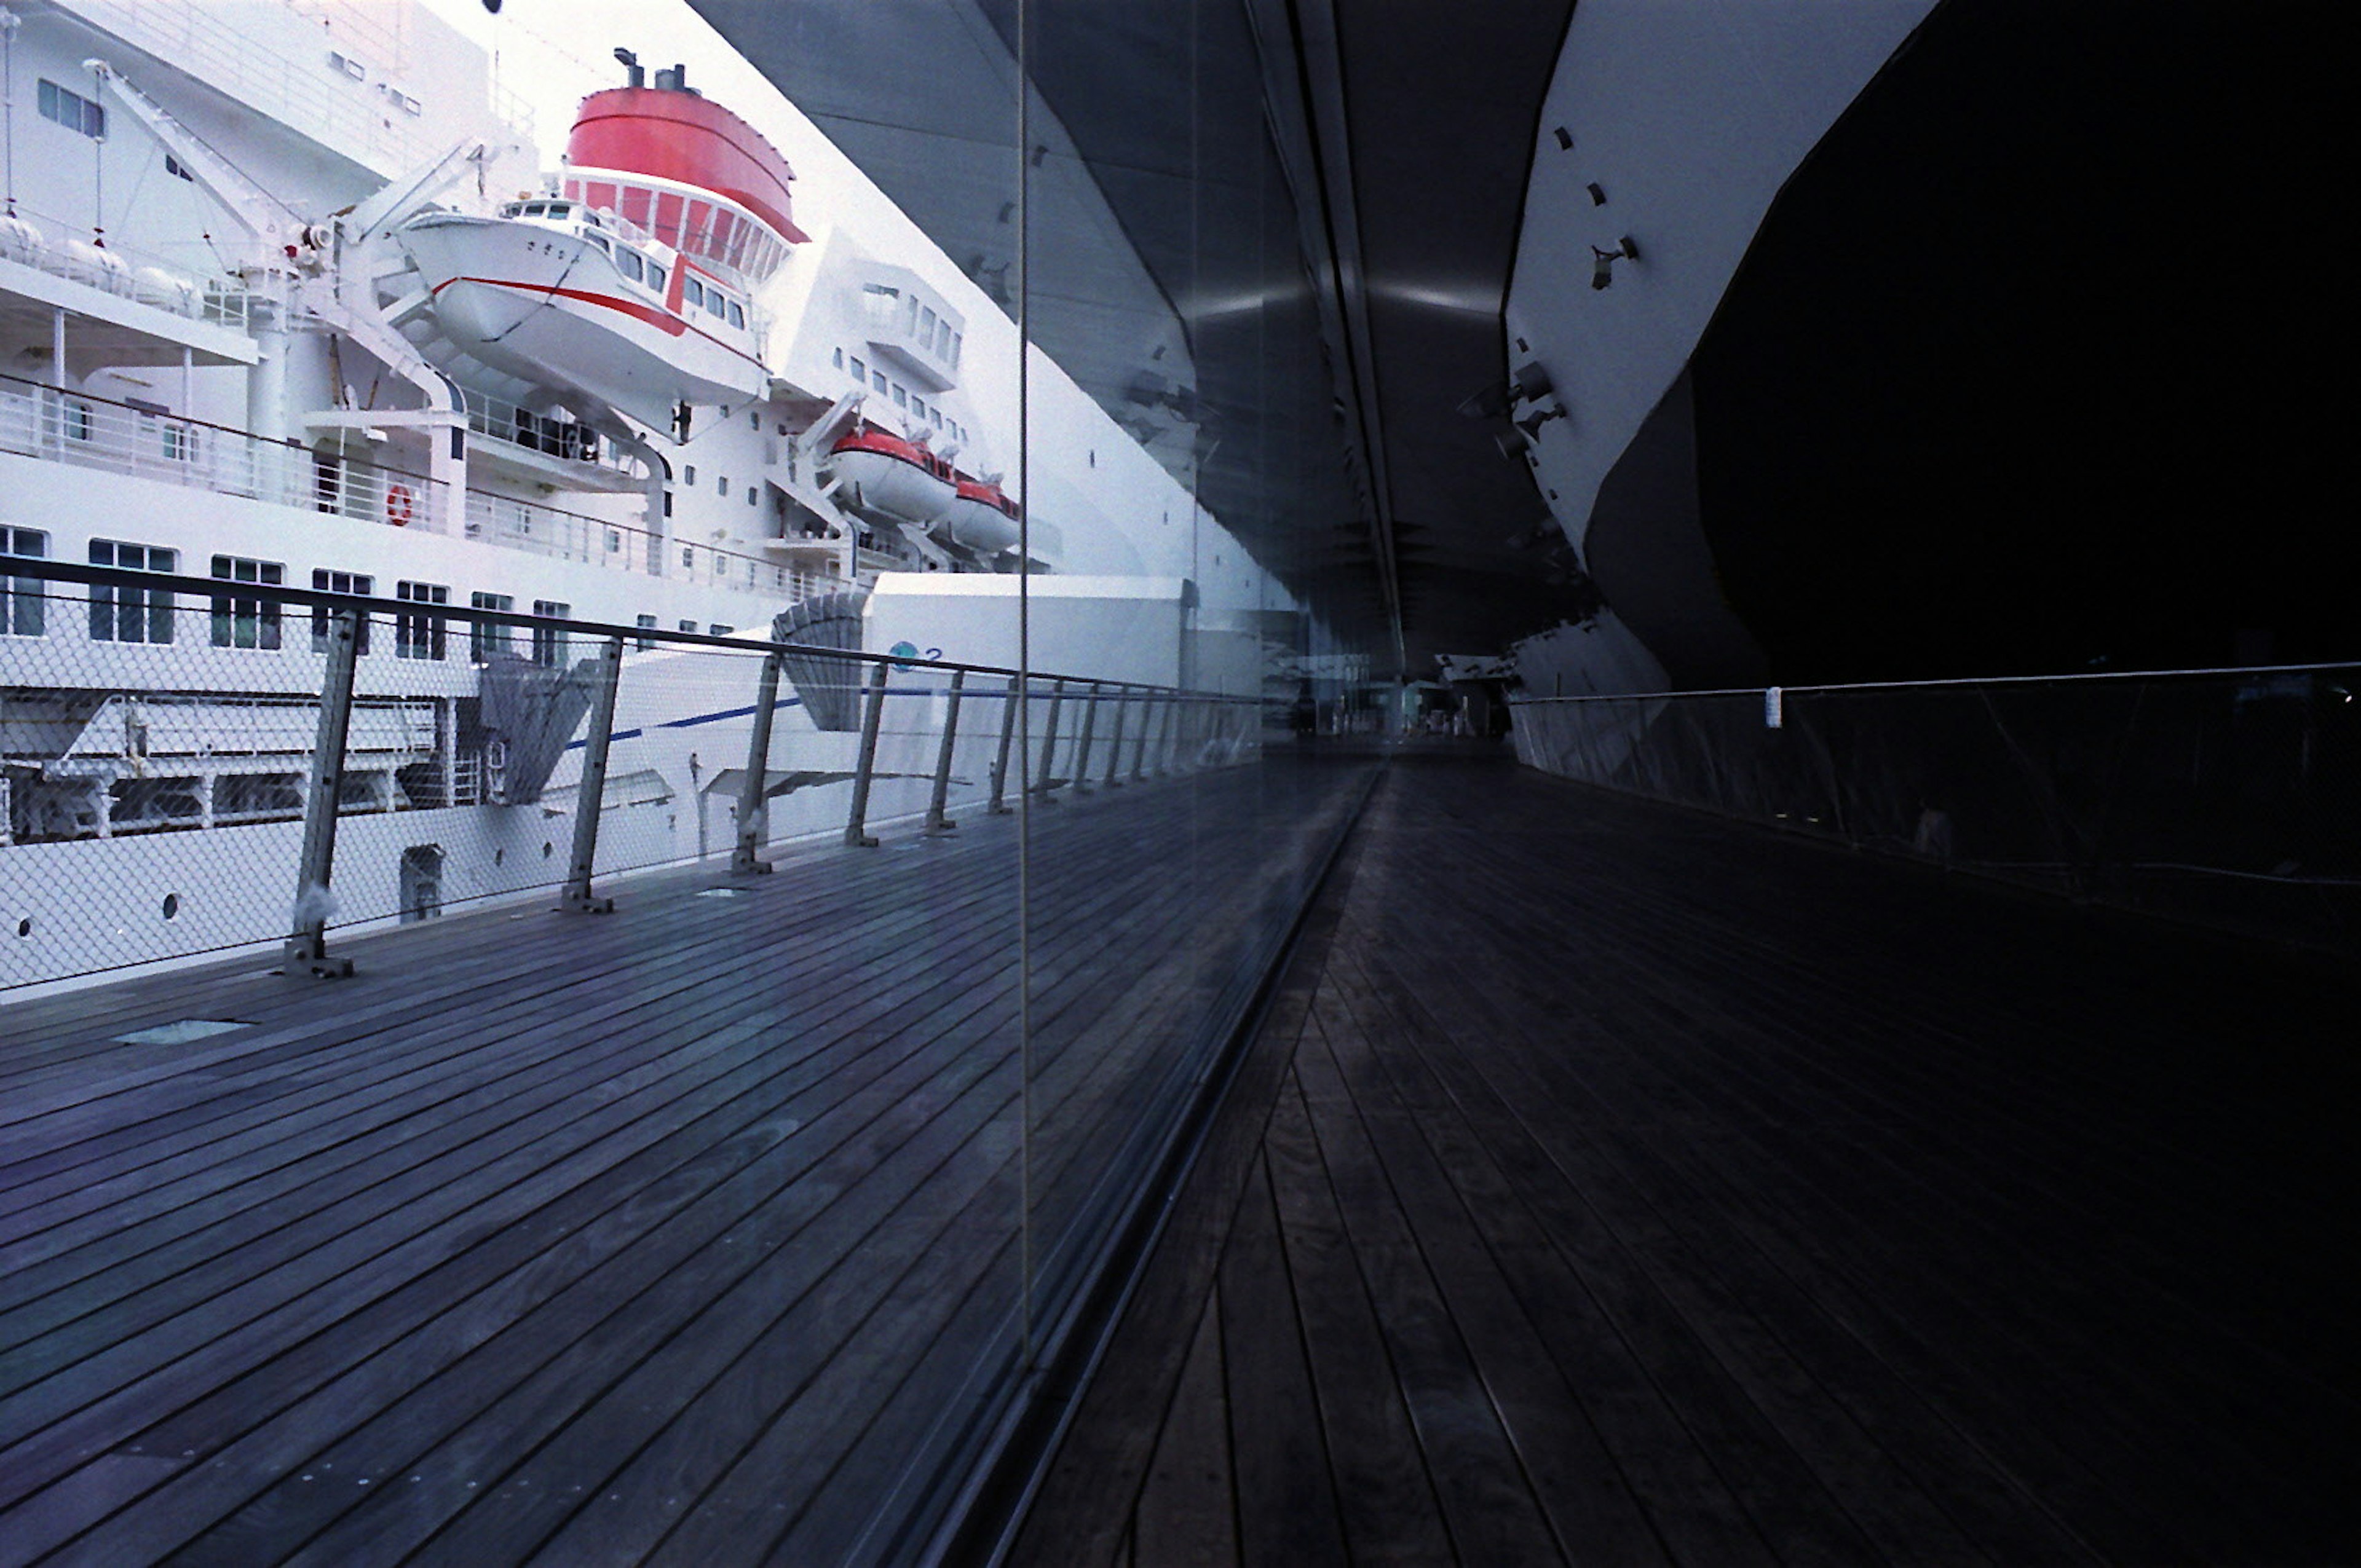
[0,1,1272,988]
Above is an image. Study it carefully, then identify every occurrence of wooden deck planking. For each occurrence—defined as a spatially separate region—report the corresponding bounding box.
[0,755,1373,1566]
[1011,751,2361,1567]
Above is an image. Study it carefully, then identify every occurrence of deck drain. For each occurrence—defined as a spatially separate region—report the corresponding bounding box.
[116,1019,248,1046]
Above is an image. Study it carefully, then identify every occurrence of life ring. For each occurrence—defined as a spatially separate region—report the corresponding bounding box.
[386,483,415,527]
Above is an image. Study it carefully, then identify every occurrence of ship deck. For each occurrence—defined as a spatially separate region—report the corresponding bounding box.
[0,755,1372,1566]
[1011,749,2361,1566]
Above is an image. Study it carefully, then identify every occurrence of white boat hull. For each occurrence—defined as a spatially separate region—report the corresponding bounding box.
[397,214,766,428]
[833,448,954,526]
[942,494,1021,554]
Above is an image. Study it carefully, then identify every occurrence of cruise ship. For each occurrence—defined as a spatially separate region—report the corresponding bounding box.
[0,0,1276,989]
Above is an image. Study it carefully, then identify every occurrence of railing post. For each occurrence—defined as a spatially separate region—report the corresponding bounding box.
[732,648,785,874]
[1032,677,1066,805]
[1150,694,1174,777]
[1072,682,1101,793]
[561,636,624,913]
[844,660,889,848]
[925,668,965,835]
[989,674,1020,815]
[1131,689,1155,782]
[1104,685,1130,786]
[285,604,359,978]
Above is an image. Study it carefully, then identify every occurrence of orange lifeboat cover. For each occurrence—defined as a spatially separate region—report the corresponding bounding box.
[567,87,811,246]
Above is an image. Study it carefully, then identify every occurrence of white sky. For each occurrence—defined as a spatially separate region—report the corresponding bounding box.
[413,0,786,168]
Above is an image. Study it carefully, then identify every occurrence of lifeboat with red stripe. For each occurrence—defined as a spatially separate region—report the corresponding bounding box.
[943,477,1022,556]
[394,66,796,433]
[828,427,957,526]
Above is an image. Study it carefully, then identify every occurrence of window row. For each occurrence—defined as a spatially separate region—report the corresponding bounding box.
[829,348,965,443]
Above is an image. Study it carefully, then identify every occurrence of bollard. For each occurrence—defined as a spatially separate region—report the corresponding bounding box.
[925,668,965,835]
[989,673,1020,815]
[1104,685,1129,786]
[285,605,359,977]
[844,660,889,848]
[1072,682,1101,794]
[732,648,786,874]
[1032,677,1065,804]
[561,636,624,912]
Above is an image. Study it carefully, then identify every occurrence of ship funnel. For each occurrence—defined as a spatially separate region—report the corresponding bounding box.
[612,48,644,89]
[652,64,699,97]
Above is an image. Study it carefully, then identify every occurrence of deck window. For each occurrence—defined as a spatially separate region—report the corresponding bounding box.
[88,541,175,644]
[38,80,105,139]
[646,261,666,294]
[684,278,705,310]
[208,556,284,650]
[848,355,866,382]
[872,371,888,394]
[3,527,46,637]
[728,301,745,329]
[635,613,658,652]
[470,591,514,663]
[396,580,449,661]
[531,601,570,668]
[311,570,374,656]
[705,287,727,320]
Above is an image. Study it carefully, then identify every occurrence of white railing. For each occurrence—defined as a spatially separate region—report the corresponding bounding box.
[2,372,836,604]
[0,372,453,532]
[54,0,430,175]
[0,208,259,332]
[459,390,647,484]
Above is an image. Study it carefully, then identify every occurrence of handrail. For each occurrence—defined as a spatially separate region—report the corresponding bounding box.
[0,556,1262,699]
[1508,660,2360,704]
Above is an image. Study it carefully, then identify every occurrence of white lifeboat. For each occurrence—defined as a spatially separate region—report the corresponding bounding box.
[943,476,1022,555]
[829,427,956,526]
[396,199,767,431]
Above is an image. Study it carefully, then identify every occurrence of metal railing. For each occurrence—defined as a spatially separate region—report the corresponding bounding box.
[0,207,260,330]
[1509,664,2361,954]
[1,557,1262,988]
[0,371,453,530]
[1,374,829,597]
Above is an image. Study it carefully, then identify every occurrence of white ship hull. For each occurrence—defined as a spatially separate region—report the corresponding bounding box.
[398,214,767,428]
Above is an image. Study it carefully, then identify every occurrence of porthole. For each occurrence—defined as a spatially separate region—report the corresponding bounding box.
[13,917,28,939]
[162,893,181,921]
[541,841,553,859]
[494,848,505,865]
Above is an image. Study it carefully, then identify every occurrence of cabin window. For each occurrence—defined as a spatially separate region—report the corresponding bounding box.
[950,332,963,368]
[704,288,727,320]
[635,613,658,651]
[681,546,695,569]
[38,80,106,140]
[727,301,745,329]
[311,570,374,655]
[892,385,908,410]
[209,556,284,649]
[848,355,866,382]
[747,485,759,506]
[920,305,937,342]
[89,540,175,644]
[470,591,514,663]
[872,371,888,394]
[749,411,761,430]
[582,232,610,254]
[708,624,734,637]
[646,261,666,293]
[717,474,728,494]
[678,618,697,633]
[3,527,47,637]
[615,248,643,282]
[397,581,449,661]
[684,277,705,310]
[684,465,696,485]
[832,347,844,369]
[930,409,944,430]
[531,601,570,668]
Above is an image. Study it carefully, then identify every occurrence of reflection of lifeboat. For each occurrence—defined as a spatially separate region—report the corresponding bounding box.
[944,478,1022,555]
[829,428,956,524]
[398,199,768,430]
